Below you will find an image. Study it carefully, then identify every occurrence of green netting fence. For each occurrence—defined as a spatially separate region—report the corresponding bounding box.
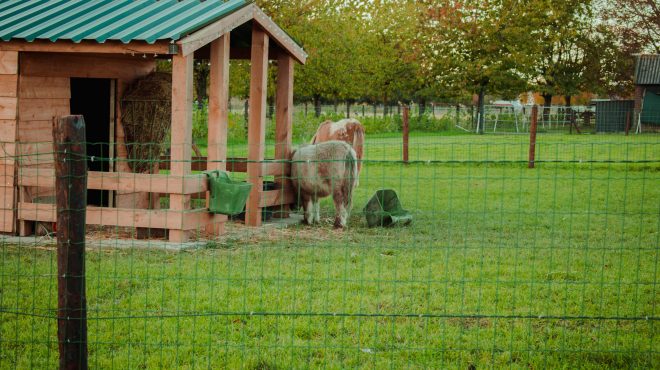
[1,115,658,368]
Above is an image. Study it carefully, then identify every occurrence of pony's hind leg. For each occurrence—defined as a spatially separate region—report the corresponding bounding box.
[313,201,321,223]
[303,196,314,225]
[333,196,348,228]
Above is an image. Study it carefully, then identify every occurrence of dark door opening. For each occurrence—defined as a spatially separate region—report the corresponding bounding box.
[70,78,112,207]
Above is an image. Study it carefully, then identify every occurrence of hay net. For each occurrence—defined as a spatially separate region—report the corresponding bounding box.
[121,72,171,173]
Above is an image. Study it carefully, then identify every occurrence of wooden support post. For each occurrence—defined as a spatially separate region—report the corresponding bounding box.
[528,105,538,169]
[53,115,88,370]
[108,81,115,208]
[0,51,18,234]
[169,53,193,242]
[625,110,631,136]
[402,105,409,163]
[274,53,294,218]
[246,25,269,227]
[206,34,230,235]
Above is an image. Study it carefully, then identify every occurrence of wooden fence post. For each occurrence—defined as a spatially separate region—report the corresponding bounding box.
[246,24,269,227]
[402,105,409,163]
[528,105,538,169]
[53,115,88,370]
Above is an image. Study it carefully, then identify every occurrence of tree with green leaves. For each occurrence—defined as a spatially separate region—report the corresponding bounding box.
[530,0,596,123]
[419,0,541,132]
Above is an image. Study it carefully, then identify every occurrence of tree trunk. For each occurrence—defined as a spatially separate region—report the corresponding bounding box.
[243,99,249,126]
[267,96,274,119]
[346,100,351,118]
[566,95,579,134]
[478,86,486,134]
[419,99,426,117]
[304,101,308,117]
[542,94,552,126]
[314,94,321,118]
[194,65,209,108]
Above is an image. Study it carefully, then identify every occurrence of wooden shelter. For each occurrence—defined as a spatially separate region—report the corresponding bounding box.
[0,0,306,242]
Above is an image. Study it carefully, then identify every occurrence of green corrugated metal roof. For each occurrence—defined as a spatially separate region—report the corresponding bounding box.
[634,54,660,85]
[0,0,250,44]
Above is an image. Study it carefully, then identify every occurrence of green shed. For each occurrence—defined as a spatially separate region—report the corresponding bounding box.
[594,100,634,133]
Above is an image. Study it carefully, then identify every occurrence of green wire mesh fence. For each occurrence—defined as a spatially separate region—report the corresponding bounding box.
[1,112,658,368]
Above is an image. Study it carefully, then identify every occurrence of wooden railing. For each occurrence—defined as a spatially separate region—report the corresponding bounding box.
[158,156,295,207]
[17,157,295,235]
[17,169,223,231]
[19,168,208,194]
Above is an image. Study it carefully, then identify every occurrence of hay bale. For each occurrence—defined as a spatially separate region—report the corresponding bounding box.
[121,72,171,173]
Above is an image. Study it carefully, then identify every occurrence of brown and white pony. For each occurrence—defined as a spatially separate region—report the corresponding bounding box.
[311,118,364,173]
[290,141,358,228]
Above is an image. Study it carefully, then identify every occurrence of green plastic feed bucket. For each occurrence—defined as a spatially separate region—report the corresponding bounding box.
[205,170,252,215]
[363,189,412,227]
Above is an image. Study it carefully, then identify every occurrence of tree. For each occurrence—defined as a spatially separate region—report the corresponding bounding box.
[419,0,541,132]
[531,0,596,123]
[602,0,660,54]
[597,0,660,96]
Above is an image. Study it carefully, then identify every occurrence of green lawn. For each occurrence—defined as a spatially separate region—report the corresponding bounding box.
[1,133,659,368]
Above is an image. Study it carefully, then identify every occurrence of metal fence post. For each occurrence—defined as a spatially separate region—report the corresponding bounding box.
[54,115,88,370]
[402,105,409,163]
[528,105,538,169]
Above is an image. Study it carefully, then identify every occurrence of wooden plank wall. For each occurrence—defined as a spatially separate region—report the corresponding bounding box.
[17,76,70,170]
[15,52,155,234]
[0,51,18,232]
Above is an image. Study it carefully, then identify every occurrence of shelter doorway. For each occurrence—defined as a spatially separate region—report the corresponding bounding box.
[70,78,114,207]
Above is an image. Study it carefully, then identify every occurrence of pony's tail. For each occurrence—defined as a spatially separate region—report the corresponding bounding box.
[352,125,364,173]
[344,148,358,203]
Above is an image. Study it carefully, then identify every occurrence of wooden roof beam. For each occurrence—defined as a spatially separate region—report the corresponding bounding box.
[179,3,254,57]
[0,39,172,55]
[251,6,306,64]
[179,3,307,64]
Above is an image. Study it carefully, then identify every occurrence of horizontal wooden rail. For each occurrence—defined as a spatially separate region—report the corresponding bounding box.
[158,156,290,176]
[19,169,208,194]
[259,189,295,208]
[159,156,209,171]
[18,202,226,231]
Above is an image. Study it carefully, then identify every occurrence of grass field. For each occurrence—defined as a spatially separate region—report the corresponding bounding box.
[1,133,659,368]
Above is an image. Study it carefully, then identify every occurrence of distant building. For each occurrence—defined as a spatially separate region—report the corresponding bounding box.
[634,54,660,132]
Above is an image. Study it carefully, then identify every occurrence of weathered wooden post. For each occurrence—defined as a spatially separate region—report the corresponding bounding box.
[274,52,294,218]
[53,115,88,370]
[528,105,538,169]
[246,24,269,227]
[625,110,631,136]
[402,105,409,163]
